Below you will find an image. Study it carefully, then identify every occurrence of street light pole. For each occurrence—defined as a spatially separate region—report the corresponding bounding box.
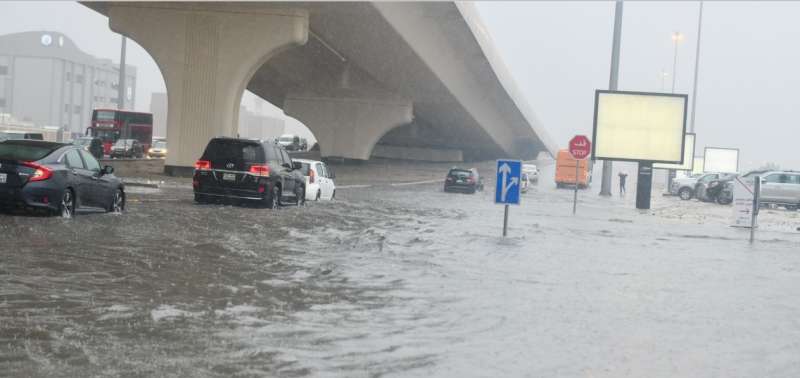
[689,1,704,134]
[661,69,668,91]
[600,0,624,197]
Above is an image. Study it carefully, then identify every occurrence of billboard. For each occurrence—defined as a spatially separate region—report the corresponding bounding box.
[592,90,688,164]
[692,157,705,175]
[654,133,695,171]
[703,147,739,173]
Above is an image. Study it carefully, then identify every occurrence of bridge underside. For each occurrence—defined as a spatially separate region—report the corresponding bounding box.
[86,2,555,173]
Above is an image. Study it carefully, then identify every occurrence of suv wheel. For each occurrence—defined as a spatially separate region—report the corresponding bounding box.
[678,187,693,200]
[296,186,306,206]
[266,186,281,209]
[316,190,321,201]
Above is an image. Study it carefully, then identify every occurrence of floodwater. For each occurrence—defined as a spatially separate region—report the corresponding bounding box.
[2,163,800,377]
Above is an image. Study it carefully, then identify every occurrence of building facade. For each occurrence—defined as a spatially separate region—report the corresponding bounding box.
[0,31,136,135]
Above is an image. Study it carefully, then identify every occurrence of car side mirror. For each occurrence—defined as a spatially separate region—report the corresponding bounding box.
[101,165,114,175]
[292,161,302,170]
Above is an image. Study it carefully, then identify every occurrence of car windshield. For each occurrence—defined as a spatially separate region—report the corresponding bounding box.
[0,141,61,161]
[278,136,294,142]
[115,139,135,147]
[153,141,167,149]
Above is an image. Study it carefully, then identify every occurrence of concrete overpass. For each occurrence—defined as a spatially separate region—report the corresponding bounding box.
[85,2,557,174]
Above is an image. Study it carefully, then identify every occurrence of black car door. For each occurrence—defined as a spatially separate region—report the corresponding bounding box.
[80,149,114,208]
[62,148,96,208]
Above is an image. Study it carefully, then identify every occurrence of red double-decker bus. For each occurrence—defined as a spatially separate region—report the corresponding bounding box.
[87,109,153,156]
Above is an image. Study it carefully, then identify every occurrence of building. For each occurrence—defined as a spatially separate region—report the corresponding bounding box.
[0,31,136,136]
[150,92,285,141]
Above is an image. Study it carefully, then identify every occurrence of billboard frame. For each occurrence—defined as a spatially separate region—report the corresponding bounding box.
[591,90,689,164]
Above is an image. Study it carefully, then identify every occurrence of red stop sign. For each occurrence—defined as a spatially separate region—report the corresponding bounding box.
[568,135,592,160]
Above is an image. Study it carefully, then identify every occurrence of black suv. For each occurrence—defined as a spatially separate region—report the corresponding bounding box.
[444,167,484,194]
[193,138,306,207]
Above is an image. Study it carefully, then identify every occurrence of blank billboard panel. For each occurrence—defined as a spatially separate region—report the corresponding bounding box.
[703,147,739,173]
[592,90,688,164]
[654,133,695,171]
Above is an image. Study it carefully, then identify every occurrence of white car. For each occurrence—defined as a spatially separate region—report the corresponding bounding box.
[521,172,531,193]
[294,158,336,201]
[522,164,539,183]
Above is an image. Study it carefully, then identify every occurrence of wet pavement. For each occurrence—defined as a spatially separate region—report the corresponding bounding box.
[2,162,800,377]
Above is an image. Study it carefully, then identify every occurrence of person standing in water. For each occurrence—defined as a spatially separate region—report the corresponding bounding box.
[618,172,628,196]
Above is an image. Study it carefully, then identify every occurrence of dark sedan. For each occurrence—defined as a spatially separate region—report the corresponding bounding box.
[444,167,484,194]
[0,140,125,218]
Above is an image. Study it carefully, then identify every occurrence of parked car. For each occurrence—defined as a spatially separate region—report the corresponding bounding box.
[299,138,308,152]
[755,171,800,210]
[73,137,104,159]
[193,137,306,207]
[0,131,44,141]
[0,139,125,218]
[670,173,703,199]
[294,158,336,201]
[110,139,144,159]
[522,163,539,183]
[148,140,168,159]
[444,167,483,194]
[277,134,302,151]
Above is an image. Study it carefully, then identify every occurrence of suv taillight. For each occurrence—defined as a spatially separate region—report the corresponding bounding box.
[249,164,270,177]
[309,168,315,183]
[23,162,53,182]
[194,160,211,170]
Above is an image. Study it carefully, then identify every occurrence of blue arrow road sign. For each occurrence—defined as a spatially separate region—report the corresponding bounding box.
[495,159,521,205]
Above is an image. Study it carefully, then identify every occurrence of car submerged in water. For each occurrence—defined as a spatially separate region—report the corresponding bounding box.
[443,167,484,194]
[193,137,306,208]
[0,140,125,218]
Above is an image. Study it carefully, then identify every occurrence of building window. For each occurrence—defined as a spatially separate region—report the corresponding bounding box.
[65,72,72,82]
[64,104,70,113]
[75,74,84,84]
[74,105,82,114]
[0,98,6,108]
[0,66,8,76]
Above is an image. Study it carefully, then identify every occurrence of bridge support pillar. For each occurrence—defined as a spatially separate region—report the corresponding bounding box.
[106,3,308,174]
[284,96,413,160]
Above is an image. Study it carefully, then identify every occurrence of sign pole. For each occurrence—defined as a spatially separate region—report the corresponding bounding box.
[573,162,579,214]
[750,177,760,243]
[568,135,591,214]
[503,205,509,237]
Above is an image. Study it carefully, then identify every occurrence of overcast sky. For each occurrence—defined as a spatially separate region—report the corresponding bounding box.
[1,1,798,170]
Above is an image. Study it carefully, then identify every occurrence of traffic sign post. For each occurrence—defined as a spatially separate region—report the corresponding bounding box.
[495,159,521,237]
[568,135,592,215]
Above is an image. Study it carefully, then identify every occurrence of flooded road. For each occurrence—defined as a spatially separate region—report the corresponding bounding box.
[2,163,800,377]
